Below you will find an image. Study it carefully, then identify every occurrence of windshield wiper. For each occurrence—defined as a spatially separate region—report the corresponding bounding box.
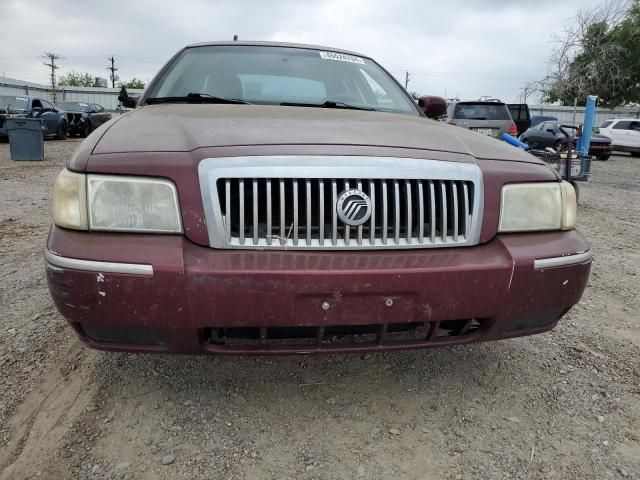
[146,93,250,105]
[280,100,377,111]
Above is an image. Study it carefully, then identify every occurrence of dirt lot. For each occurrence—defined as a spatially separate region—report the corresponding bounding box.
[0,139,638,480]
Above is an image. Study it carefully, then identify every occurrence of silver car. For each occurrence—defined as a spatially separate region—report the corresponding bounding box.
[444,100,518,138]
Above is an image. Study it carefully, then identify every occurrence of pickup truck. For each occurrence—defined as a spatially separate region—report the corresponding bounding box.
[45,41,591,355]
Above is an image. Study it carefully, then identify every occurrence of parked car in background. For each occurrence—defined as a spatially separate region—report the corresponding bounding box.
[519,120,612,160]
[0,95,69,139]
[443,100,519,138]
[530,115,558,127]
[46,41,590,355]
[599,118,640,157]
[58,101,112,137]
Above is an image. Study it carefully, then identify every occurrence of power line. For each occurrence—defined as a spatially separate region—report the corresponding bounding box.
[42,52,62,103]
[107,56,118,88]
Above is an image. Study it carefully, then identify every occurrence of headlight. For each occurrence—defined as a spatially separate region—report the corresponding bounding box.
[87,175,182,233]
[499,181,576,232]
[53,168,88,230]
[52,169,182,233]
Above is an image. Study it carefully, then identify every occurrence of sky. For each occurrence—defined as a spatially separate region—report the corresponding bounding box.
[0,0,606,102]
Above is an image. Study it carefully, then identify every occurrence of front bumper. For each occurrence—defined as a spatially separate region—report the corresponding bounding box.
[589,144,612,154]
[45,226,591,355]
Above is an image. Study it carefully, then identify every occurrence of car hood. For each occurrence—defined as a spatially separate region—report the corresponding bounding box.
[93,104,542,164]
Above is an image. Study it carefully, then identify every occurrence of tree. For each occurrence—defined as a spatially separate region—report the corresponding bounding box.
[119,78,145,89]
[541,0,640,107]
[58,71,102,87]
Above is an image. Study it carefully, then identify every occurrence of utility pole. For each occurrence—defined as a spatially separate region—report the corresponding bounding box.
[107,56,118,88]
[42,52,62,104]
[404,71,411,90]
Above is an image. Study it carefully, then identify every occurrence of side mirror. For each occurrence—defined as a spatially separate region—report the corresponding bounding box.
[118,86,139,109]
[418,95,447,120]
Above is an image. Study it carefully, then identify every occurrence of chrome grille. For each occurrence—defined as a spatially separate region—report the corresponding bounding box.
[199,156,483,250]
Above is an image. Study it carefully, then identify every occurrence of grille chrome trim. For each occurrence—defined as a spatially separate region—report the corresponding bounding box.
[198,156,484,250]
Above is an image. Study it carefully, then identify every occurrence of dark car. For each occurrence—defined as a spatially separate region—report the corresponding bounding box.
[0,95,69,139]
[46,41,590,355]
[58,101,112,137]
[520,120,612,160]
[530,115,558,127]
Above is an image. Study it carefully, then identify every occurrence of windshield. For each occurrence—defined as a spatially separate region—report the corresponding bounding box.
[453,102,511,120]
[146,45,418,115]
[0,95,29,113]
[60,101,89,112]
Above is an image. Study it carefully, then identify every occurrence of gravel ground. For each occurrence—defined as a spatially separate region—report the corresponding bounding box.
[0,139,639,480]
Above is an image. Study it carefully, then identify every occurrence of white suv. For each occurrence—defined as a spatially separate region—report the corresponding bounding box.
[599,118,640,157]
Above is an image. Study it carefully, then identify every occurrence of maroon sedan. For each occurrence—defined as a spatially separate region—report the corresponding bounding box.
[46,42,591,355]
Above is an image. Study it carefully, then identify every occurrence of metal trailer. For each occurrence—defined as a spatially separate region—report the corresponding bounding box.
[527,148,590,182]
[503,95,597,197]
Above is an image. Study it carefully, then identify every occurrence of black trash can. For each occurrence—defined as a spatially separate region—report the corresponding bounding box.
[6,118,45,161]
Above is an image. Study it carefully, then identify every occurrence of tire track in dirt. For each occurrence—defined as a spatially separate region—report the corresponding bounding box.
[0,340,97,479]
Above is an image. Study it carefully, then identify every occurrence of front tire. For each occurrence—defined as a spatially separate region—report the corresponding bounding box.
[56,121,68,140]
[632,152,640,158]
[597,154,610,161]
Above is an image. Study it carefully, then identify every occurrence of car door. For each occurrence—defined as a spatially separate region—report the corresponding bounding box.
[94,104,111,127]
[85,104,99,129]
[607,120,632,146]
[613,120,640,148]
[29,98,44,120]
[38,99,59,135]
[507,103,531,135]
[535,122,559,148]
[627,121,640,149]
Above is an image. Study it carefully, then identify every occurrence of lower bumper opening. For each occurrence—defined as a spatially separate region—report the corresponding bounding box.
[80,324,169,346]
[203,319,484,351]
[504,308,567,332]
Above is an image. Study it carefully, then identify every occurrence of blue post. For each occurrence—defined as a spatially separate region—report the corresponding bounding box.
[576,95,597,157]
[500,132,529,149]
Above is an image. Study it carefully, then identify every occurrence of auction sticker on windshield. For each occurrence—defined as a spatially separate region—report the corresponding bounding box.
[319,51,365,64]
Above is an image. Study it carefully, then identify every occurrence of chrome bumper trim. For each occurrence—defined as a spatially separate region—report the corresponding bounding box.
[45,251,153,276]
[534,251,592,269]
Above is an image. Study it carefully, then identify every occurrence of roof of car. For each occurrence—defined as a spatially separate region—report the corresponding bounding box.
[449,100,506,105]
[185,41,370,59]
[1,95,44,100]
[605,118,640,121]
